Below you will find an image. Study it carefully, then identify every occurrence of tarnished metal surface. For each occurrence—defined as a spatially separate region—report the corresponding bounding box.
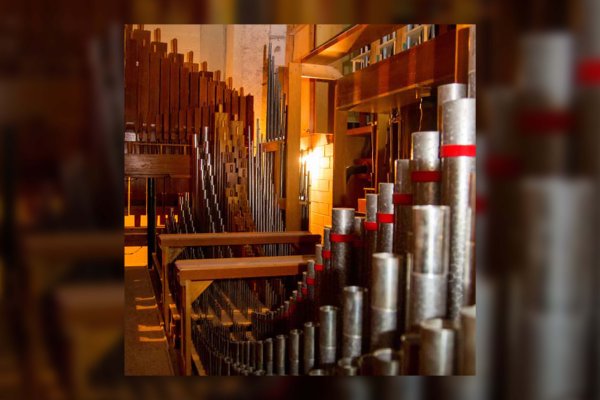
[331,208,356,307]
[370,253,399,350]
[377,183,395,252]
[419,318,457,375]
[410,131,441,205]
[342,286,366,359]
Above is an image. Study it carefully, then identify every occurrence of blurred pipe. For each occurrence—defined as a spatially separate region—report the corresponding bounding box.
[275,334,286,376]
[400,333,421,375]
[264,338,273,376]
[352,215,365,287]
[370,253,399,350]
[441,98,476,320]
[331,208,355,307]
[410,131,441,205]
[419,318,457,375]
[458,305,476,375]
[314,244,323,318]
[323,227,332,305]
[342,286,366,359]
[337,357,358,376]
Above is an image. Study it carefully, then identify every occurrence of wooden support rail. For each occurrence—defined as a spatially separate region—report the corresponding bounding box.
[155,231,321,363]
[175,254,313,375]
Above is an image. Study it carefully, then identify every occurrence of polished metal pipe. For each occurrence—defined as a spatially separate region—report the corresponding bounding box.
[289,329,301,376]
[419,318,457,375]
[393,159,413,256]
[370,253,399,350]
[319,305,339,368]
[373,348,401,375]
[275,334,286,375]
[331,208,356,307]
[363,194,379,290]
[441,98,476,320]
[314,243,324,317]
[410,131,441,205]
[437,83,467,131]
[376,183,395,252]
[256,340,264,373]
[307,259,316,301]
[342,286,366,359]
[408,205,450,330]
[303,322,316,374]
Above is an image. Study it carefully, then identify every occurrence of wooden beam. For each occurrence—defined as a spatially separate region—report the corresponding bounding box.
[159,231,320,248]
[124,154,191,178]
[301,63,343,81]
[176,255,313,281]
[286,63,302,230]
[335,30,457,111]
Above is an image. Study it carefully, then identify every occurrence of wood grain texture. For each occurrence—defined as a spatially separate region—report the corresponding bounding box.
[124,154,191,177]
[176,255,313,281]
[159,230,320,247]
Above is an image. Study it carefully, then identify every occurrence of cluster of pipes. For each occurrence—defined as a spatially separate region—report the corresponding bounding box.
[247,43,288,255]
[189,83,476,376]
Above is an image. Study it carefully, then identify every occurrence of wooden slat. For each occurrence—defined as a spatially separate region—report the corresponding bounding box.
[137,38,150,127]
[148,50,161,120]
[159,58,170,113]
[124,154,191,177]
[159,231,320,248]
[176,255,313,281]
[169,59,180,112]
[335,30,457,112]
[347,125,374,136]
[124,38,138,125]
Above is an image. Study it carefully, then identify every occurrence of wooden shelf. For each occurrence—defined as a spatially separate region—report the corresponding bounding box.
[125,154,190,178]
[261,139,284,152]
[301,24,403,65]
[159,230,320,248]
[335,30,462,112]
[347,125,374,136]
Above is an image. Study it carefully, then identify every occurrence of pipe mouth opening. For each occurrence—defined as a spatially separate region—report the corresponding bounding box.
[461,305,476,319]
[372,252,396,260]
[320,305,338,312]
[304,321,314,328]
[420,318,456,331]
[344,286,366,294]
[373,348,401,362]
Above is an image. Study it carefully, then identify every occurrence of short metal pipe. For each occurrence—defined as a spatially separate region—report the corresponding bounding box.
[275,334,286,376]
[410,131,441,205]
[337,357,358,376]
[342,286,366,359]
[319,305,339,368]
[372,348,401,376]
[437,83,467,131]
[289,329,301,376]
[303,322,316,374]
[370,253,399,350]
[419,318,457,375]
[363,194,379,290]
[264,338,274,376]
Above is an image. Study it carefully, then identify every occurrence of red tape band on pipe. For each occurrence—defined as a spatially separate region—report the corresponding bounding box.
[393,193,413,205]
[330,233,354,243]
[322,250,331,259]
[377,213,394,224]
[578,59,600,85]
[440,144,476,158]
[364,221,378,231]
[301,287,308,296]
[315,264,324,271]
[306,277,315,285]
[411,170,441,182]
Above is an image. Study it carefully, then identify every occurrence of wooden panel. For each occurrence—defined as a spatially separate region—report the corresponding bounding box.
[301,24,402,65]
[137,39,150,126]
[176,255,313,281]
[180,66,190,110]
[169,60,180,112]
[124,38,138,125]
[159,58,170,113]
[159,231,320,248]
[347,125,373,136]
[286,63,302,230]
[124,154,191,177]
[336,30,457,111]
[148,50,161,120]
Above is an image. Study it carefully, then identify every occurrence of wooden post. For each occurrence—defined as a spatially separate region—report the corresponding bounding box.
[286,63,302,230]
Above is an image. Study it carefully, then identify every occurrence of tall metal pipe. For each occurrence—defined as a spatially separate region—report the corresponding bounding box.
[376,183,395,252]
[363,194,379,290]
[314,243,324,318]
[319,305,339,369]
[441,98,476,320]
[370,253,399,350]
[437,83,467,132]
[342,286,366,359]
[408,205,450,330]
[393,159,413,256]
[331,208,356,307]
[256,340,264,373]
[289,329,301,376]
[322,227,332,305]
[410,131,441,205]
[419,318,457,375]
[307,259,316,302]
[303,321,316,374]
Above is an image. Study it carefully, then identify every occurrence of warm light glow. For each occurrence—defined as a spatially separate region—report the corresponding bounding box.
[301,149,323,182]
[138,324,163,332]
